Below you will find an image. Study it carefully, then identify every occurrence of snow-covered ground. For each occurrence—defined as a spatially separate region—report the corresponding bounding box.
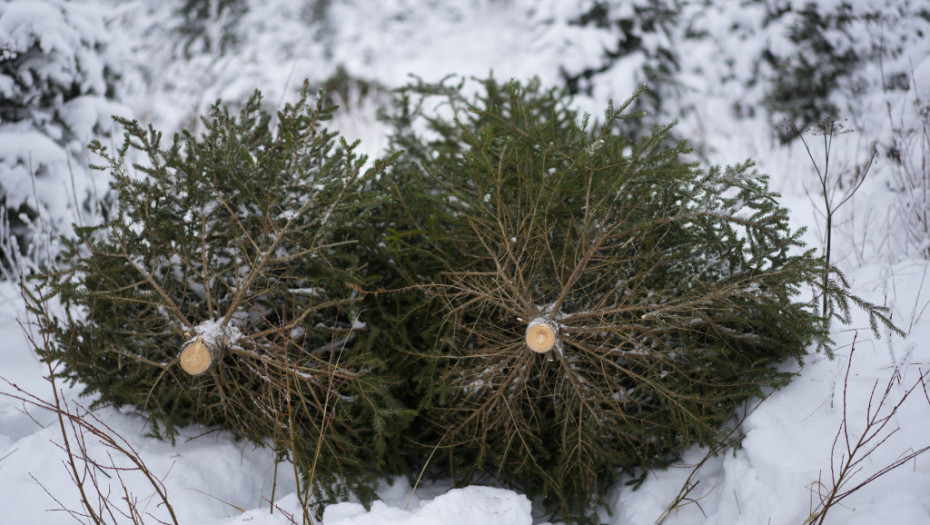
[2,0,930,523]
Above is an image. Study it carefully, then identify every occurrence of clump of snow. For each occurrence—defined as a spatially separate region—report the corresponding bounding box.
[323,486,532,525]
[192,317,242,349]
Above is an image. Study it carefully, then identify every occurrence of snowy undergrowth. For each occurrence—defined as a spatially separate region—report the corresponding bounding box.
[2,0,930,523]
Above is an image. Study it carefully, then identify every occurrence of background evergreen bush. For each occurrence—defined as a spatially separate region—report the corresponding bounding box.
[176,0,247,57]
[763,3,862,143]
[562,0,682,140]
[0,0,125,276]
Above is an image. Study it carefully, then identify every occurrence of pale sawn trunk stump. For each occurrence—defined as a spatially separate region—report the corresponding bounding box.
[179,336,225,376]
[525,318,558,353]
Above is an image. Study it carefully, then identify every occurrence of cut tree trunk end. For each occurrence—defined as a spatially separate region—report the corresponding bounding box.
[179,336,224,376]
[526,318,558,353]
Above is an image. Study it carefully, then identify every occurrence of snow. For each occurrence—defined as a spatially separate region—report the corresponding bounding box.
[3,0,930,524]
[192,317,243,349]
[323,487,531,525]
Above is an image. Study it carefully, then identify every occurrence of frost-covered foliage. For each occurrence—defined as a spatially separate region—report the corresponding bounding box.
[176,0,247,57]
[760,1,930,142]
[762,2,866,141]
[558,0,682,132]
[667,1,930,142]
[0,0,127,276]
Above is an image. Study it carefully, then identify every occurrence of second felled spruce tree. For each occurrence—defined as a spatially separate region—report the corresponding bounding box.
[362,77,893,521]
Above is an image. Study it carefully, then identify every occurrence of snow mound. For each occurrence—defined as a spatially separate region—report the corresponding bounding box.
[323,487,532,525]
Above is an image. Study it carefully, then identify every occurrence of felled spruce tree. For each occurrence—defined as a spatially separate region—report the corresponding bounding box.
[367,77,895,522]
[34,86,408,505]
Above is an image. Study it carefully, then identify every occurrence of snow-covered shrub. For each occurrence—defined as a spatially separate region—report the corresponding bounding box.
[561,0,682,135]
[176,0,247,57]
[763,2,863,142]
[761,1,930,142]
[363,77,895,522]
[0,0,126,277]
[887,82,930,259]
[33,86,410,505]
